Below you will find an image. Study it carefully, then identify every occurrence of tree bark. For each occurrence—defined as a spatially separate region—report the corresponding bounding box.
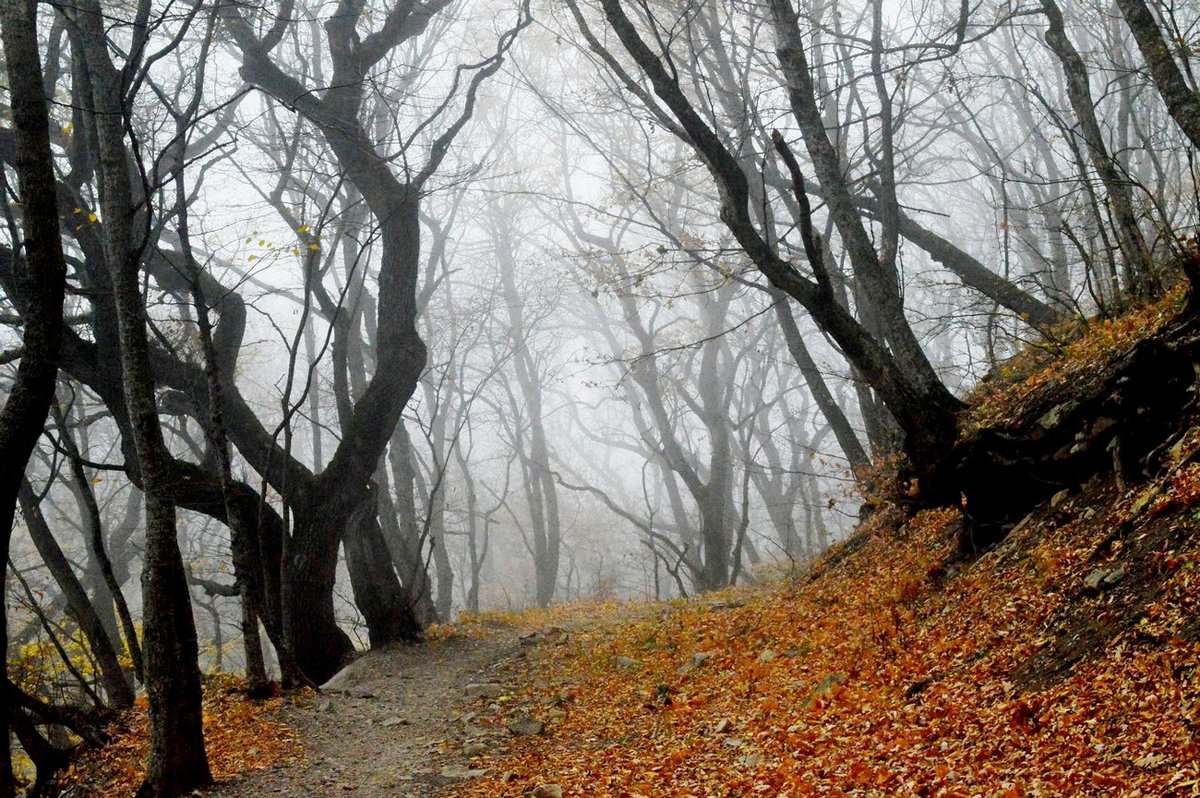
[1040,0,1157,297]
[1115,0,1200,151]
[51,400,144,683]
[0,0,70,791]
[70,0,212,789]
[342,488,424,650]
[770,293,871,474]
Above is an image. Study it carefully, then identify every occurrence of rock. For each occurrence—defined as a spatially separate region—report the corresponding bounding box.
[440,765,488,779]
[1049,489,1070,509]
[677,651,713,675]
[739,753,764,767]
[318,653,371,693]
[1084,567,1125,591]
[1037,401,1078,431]
[707,598,746,611]
[723,737,744,748]
[463,741,491,757]
[614,656,643,671]
[381,716,407,728]
[713,718,733,734]
[316,700,335,713]
[806,672,848,706]
[465,683,505,699]
[528,785,563,798]
[757,649,776,663]
[507,712,544,736]
[1130,485,1162,517]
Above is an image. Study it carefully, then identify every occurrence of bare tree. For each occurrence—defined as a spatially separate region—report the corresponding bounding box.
[0,0,71,790]
[1116,0,1200,149]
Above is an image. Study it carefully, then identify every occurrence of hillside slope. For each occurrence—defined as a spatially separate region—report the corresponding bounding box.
[457,501,1197,796]
[453,295,1200,798]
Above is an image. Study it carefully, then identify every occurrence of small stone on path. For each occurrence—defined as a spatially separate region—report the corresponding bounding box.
[507,711,544,736]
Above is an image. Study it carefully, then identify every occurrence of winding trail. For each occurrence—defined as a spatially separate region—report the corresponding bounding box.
[206,627,527,798]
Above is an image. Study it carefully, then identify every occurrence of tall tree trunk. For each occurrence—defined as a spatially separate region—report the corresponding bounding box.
[191,283,269,697]
[0,0,70,790]
[342,486,424,651]
[383,423,439,625]
[495,237,562,606]
[770,293,870,474]
[70,0,212,789]
[1116,0,1200,151]
[1040,0,1157,297]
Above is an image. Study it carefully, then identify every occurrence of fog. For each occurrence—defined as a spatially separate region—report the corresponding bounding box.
[2,0,1197,706]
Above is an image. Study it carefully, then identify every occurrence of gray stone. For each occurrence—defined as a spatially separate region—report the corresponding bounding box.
[1085,567,1125,591]
[529,786,564,798]
[507,712,544,736]
[463,741,491,757]
[465,683,505,699]
[807,672,848,705]
[757,649,776,663]
[1037,401,1078,431]
[318,653,371,693]
[614,656,643,671]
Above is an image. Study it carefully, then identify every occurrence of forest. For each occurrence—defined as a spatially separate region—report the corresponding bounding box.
[0,0,1198,795]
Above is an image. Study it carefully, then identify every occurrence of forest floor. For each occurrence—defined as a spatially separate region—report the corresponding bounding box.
[63,290,1200,797]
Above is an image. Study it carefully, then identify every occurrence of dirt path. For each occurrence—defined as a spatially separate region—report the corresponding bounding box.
[206,627,531,798]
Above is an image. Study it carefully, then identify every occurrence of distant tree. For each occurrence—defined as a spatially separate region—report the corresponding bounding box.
[1039,0,1156,299]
